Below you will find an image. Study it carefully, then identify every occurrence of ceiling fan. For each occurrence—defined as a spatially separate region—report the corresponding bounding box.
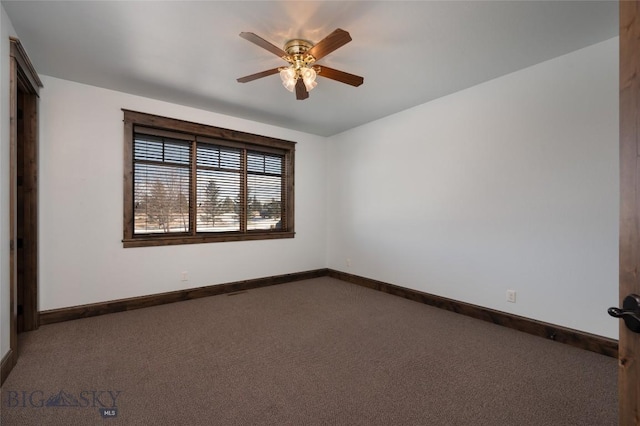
[237,28,364,100]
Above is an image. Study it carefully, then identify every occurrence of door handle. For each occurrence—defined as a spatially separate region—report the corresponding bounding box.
[608,294,640,333]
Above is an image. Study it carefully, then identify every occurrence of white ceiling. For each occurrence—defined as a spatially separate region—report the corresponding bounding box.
[2,1,618,136]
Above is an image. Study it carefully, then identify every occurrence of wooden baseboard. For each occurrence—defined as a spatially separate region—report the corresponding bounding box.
[1,349,16,386]
[37,267,618,358]
[327,269,618,358]
[39,269,329,325]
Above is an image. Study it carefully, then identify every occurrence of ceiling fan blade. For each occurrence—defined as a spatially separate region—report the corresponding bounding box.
[237,68,280,83]
[239,32,289,59]
[295,78,309,100]
[307,29,352,61]
[316,66,363,87]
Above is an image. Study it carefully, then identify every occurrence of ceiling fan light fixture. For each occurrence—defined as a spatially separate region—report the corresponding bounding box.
[301,66,317,91]
[280,67,296,92]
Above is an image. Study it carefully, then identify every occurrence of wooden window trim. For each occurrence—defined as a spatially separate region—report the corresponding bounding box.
[122,110,295,248]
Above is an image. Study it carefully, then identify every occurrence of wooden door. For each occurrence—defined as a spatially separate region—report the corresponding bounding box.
[619,1,640,424]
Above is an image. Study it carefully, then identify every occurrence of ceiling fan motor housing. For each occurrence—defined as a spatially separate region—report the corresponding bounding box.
[284,39,313,56]
[283,39,316,72]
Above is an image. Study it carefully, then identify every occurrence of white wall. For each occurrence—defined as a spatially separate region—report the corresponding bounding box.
[38,76,327,310]
[0,4,17,363]
[327,38,619,339]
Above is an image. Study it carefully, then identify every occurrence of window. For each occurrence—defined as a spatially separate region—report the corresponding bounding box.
[123,110,295,247]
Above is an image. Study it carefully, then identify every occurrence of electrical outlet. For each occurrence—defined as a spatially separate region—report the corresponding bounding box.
[346,258,352,268]
[181,271,188,281]
[506,289,516,303]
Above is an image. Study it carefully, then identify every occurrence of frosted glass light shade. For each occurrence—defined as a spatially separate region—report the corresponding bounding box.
[301,67,317,91]
[280,67,296,92]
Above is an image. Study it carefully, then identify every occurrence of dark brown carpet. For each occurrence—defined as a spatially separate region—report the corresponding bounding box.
[0,277,617,425]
